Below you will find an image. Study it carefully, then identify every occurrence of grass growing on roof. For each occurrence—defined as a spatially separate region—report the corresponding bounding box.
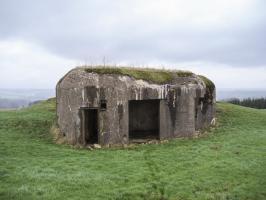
[199,75,215,93]
[84,66,193,84]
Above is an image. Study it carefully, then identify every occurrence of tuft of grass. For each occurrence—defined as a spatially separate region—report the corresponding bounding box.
[0,100,266,199]
[84,66,194,84]
[176,70,193,77]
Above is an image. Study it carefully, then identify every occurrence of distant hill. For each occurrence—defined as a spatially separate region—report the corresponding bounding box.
[0,98,29,109]
[0,88,54,108]
[217,89,266,100]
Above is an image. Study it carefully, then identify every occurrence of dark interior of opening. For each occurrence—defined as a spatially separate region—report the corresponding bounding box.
[129,99,160,140]
[100,100,107,110]
[83,109,98,144]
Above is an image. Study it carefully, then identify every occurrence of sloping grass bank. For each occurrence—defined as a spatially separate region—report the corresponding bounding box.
[0,100,265,200]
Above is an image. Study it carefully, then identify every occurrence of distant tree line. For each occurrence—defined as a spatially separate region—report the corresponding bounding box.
[227,97,266,109]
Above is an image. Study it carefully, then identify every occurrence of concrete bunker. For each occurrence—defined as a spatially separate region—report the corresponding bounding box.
[56,66,216,146]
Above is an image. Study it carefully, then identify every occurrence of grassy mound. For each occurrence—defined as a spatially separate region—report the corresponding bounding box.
[0,100,266,199]
[84,66,194,84]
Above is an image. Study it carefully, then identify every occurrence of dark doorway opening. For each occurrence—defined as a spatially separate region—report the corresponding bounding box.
[81,108,98,144]
[129,100,160,141]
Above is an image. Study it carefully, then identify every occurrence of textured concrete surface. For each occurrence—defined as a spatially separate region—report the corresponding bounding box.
[56,67,216,146]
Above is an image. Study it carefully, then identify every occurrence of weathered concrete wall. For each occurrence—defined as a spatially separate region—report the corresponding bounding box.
[56,67,215,146]
[195,89,216,130]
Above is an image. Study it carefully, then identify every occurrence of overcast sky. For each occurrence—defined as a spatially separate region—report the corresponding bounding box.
[0,0,265,89]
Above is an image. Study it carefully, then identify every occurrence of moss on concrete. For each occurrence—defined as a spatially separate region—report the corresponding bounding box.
[198,75,215,94]
[84,66,193,84]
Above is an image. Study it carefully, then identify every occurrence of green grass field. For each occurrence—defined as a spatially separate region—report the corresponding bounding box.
[0,99,266,200]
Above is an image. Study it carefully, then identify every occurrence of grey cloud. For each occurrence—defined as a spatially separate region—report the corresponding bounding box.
[0,0,266,67]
